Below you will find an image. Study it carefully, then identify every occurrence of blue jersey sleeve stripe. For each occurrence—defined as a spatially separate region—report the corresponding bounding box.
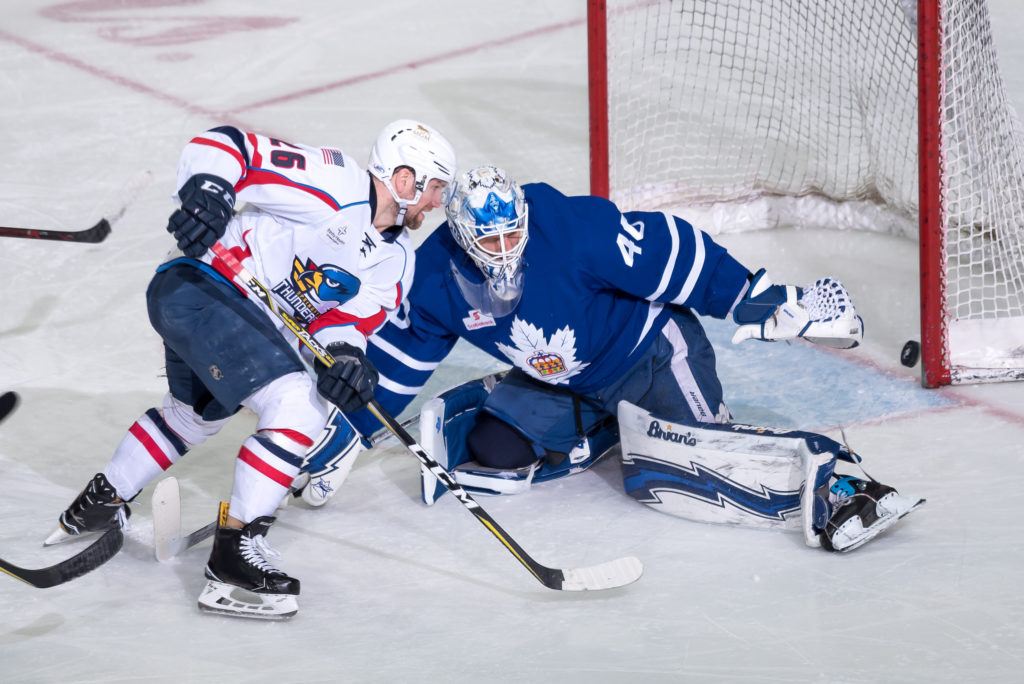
[646,211,681,300]
[670,220,706,305]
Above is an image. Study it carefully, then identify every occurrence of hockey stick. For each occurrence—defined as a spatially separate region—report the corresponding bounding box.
[0,170,153,243]
[0,220,112,243]
[152,477,218,562]
[0,525,124,588]
[209,241,643,591]
[0,391,18,425]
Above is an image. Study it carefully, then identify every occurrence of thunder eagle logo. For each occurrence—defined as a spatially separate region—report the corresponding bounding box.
[272,257,361,324]
[290,257,360,306]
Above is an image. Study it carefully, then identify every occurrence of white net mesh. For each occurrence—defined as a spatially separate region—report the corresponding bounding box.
[604,0,1024,382]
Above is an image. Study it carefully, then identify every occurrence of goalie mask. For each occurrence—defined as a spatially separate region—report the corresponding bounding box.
[368,119,457,225]
[445,165,529,316]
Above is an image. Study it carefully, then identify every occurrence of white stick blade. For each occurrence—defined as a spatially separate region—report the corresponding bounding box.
[560,556,644,591]
[152,477,183,562]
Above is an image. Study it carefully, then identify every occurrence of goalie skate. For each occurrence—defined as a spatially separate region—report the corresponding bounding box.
[820,477,925,552]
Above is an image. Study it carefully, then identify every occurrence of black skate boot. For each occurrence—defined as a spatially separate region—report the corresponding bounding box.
[819,475,924,552]
[198,505,299,620]
[45,473,131,546]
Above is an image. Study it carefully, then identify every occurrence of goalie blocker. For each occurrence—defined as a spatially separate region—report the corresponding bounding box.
[617,401,924,552]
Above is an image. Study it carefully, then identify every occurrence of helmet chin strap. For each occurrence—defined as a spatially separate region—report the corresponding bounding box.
[383,174,423,227]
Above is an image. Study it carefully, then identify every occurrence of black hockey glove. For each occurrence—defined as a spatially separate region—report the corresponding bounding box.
[315,342,379,414]
[167,173,236,258]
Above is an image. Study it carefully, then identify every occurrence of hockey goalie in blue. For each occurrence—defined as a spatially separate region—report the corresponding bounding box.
[301,165,923,553]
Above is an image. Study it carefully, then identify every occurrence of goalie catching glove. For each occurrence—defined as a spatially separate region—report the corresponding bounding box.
[731,268,863,348]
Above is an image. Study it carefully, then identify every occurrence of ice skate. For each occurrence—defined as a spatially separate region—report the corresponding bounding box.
[819,476,924,552]
[45,473,131,546]
[198,507,299,620]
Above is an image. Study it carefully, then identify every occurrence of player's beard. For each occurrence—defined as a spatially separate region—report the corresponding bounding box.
[403,206,426,230]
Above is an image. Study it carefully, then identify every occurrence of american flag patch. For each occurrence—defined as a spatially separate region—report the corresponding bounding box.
[322,148,345,166]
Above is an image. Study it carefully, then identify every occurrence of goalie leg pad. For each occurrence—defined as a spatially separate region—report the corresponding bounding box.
[530,418,620,485]
[419,378,492,505]
[295,406,368,507]
[419,373,617,503]
[618,400,846,532]
[452,417,620,495]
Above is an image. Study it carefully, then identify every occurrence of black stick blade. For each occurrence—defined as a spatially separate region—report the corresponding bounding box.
[0,526,124,588]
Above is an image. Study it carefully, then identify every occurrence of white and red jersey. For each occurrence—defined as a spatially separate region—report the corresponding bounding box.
[173,126,413,353]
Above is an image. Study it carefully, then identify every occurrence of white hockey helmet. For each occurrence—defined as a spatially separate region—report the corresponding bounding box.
[368,119,457,212]
[445,165,528,283]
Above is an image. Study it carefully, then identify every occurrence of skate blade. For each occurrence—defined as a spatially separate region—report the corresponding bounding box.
[833,494,925,553]
[197,580,298,620]
[43,525,94,546]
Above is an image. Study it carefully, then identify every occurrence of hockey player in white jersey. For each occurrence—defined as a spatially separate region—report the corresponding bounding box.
[47,120,456,618]
[324,165,921,553]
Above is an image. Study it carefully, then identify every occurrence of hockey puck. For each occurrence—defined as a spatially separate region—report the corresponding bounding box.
[900,340,920,368]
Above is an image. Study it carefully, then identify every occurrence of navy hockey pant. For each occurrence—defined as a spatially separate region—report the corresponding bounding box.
[146,260,305,421]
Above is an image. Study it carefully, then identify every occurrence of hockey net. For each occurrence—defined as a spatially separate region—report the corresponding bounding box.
[589,0,1024,386]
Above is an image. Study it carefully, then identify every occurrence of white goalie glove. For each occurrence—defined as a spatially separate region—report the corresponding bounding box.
[731,269,864,348]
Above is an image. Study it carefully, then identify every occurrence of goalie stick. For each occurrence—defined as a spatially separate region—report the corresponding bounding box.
[0,525,123,589]
[0,170,153,243]
[209,241,644,591]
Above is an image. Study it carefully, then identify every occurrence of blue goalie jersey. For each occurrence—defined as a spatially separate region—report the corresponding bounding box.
[354,182,751,432]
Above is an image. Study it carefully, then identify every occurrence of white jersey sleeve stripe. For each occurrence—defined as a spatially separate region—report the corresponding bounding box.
[630,301,665,355]
[376,374,425,396]
[369,334,442,372]
[190,136,247,178]
[645,211,681,301]
[670,218,705,305]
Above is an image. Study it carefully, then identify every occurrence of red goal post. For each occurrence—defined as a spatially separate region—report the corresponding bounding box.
[589,0,1024,388]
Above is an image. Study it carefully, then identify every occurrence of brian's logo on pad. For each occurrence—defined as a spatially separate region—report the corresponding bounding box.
[463,310,495,330]
[646,420,698,446]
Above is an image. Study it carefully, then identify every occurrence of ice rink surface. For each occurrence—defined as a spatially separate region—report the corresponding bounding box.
[3,2,1024,682]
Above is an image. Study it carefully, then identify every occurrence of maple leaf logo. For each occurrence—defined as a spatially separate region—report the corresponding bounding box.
[496,317,589,385]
